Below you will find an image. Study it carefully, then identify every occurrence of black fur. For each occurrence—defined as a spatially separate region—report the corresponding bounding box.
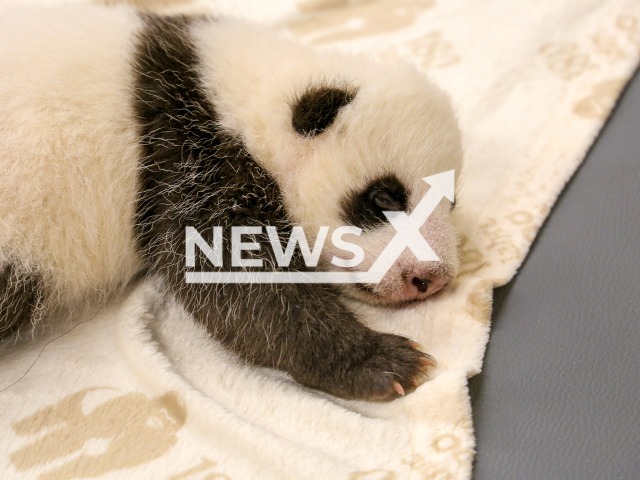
[341,175,408,229]
[0,263,44,339]
[132,15,429,400]
[291,85,356,137]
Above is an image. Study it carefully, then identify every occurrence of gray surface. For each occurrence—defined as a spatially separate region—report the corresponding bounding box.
[469,68,640,480]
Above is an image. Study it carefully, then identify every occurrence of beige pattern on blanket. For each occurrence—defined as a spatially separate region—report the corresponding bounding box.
[538,13,639,120]
[10,388,186,480]
[290,0,435,43]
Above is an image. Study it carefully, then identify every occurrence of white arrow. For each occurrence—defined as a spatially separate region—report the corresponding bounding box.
[364,169,455,283]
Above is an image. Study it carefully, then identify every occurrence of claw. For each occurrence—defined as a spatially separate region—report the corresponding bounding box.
[409,341,424,351]
[415,371,430,386]
[418,356,436,370]
[392,381,405,397]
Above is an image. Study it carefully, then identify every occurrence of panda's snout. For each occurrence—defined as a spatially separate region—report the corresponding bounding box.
[407,275,448,299]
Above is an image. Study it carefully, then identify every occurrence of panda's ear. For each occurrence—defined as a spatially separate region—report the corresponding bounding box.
[291,85,356,137]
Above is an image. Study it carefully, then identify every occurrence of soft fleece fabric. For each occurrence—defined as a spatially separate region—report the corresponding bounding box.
[1,0,639,479]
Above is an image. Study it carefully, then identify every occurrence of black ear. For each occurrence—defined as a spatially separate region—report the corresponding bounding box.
[291,85,356,137]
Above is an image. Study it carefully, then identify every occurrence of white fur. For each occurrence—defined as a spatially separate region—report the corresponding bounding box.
[0,4,463,321]
[0,5,143,315]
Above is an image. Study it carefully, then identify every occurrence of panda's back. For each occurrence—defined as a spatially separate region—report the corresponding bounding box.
[0,5,144,304]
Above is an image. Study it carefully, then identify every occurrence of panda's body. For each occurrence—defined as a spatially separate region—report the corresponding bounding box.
[0,5,463,401]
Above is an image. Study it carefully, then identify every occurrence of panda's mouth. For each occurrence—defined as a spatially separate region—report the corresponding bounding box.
[352,283,383,302]
[351,279,450,308]
[352,283,426,308]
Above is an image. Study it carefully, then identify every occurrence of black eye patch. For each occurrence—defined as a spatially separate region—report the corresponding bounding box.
[340,175,408,229]
[291,85,356,137]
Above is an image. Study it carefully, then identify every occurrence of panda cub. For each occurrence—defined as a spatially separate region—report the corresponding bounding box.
[0,5,463,401]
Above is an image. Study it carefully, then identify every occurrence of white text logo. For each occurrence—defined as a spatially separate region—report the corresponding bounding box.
[185,170,454,284]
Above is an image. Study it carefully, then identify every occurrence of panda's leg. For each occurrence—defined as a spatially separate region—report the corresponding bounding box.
[174,281,433,401]
[143,218,432,401]
[0,263,45,339]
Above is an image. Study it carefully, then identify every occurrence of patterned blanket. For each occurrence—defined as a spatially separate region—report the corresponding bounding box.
[1,0,639,478]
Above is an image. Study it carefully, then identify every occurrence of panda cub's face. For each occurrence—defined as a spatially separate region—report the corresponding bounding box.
[278,65,463,307]
[195,22,461,306]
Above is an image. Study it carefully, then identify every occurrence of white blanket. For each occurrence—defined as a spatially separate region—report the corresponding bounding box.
[2,1,639,479]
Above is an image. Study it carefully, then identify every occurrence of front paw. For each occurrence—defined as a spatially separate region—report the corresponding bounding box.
[346,333,434,401]
[302,333,435,401]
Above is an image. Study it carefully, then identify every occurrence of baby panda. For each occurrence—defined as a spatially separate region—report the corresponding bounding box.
[0,5,463,401]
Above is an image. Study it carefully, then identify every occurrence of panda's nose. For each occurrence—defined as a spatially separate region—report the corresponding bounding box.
[411,277,429,293]
[407,275,448,298]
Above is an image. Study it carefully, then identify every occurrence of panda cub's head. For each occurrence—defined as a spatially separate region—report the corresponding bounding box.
[197,26,462,306]
[280,65,463,306]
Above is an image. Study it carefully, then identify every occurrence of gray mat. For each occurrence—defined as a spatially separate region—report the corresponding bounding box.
[469,68,640,479]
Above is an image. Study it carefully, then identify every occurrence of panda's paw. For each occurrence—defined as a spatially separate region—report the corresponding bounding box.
[343,333,435,402]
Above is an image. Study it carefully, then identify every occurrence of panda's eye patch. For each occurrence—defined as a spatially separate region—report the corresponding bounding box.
[341,175,408,229]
